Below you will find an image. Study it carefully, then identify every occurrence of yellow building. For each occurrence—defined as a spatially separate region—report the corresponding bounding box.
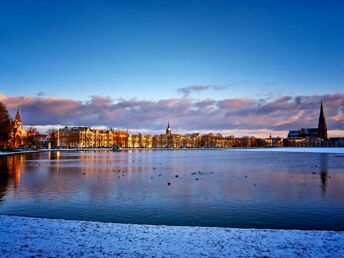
[9,109,27,148]
[128,134,153,148]
[56,127,128,148]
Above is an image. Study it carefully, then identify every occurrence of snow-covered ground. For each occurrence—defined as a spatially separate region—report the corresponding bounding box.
[0,215,343,257]
[229,147,344,154]
[1,147,344,156]
[0,150,41,156]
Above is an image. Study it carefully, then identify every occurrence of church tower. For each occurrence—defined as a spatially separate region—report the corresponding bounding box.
[9,106,27,148]
[14,107,22,129]
[166,121,172,135]
[318,102,328,140]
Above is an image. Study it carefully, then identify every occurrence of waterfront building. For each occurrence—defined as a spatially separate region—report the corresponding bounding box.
[264,135,284,147]
[287,102,328,140]
[166,122,172,135]
[128,134,140,148]
[328,137,344,147]
[180,133,200,148]
[8,108,27,148]
[33,133,51,149]
[286,102,329,147]
[152,134,171,148]
[6,101,342,150]
[128,134,153,148]
[151,129,236,149]
[55,127,128,148]
[234,136,254,148]
[318,102,328,140]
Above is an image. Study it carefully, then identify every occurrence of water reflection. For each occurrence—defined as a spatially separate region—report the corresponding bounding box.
[0,172,10,202]
[0,150,343,230]
[0,155,25,202]
[320,154,329,196]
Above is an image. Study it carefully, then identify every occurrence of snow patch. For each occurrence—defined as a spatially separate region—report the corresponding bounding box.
[228,147,344,154]
[0,215,343,257]
[0,150,41,156]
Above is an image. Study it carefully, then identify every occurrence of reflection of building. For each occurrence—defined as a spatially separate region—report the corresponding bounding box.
[55,127,128,148]
[288,102,328,140]
[8,108,27,148]
[0,154,25,201]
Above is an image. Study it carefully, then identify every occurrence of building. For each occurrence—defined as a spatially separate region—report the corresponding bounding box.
[150,124,237,148]
[166,122,172,135]
[328,137,344,147]
[318,102,328,140]
[128,134,153,148]
[287,102,328,140]
[264,134,284,147]
[8,108,27,148]
[55,127,128,148]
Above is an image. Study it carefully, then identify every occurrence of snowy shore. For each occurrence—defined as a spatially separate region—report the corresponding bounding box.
[228,147,344,154]
[0,150,41,156]
[1,147,344,156]
[0,215,343,257]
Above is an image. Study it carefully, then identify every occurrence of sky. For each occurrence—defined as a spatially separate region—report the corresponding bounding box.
[0,0,343,136]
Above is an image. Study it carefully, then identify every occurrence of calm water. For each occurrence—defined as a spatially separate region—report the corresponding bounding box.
[0,150,343,230]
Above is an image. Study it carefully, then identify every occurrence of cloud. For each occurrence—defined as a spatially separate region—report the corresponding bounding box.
[37,91,46,97]
[0,93,343,137]
[177,85,227,97]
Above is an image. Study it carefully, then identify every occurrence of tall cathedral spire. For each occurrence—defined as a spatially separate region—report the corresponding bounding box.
[318,101,328,140]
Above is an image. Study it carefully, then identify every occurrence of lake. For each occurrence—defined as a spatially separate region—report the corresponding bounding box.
[0,149,343,230]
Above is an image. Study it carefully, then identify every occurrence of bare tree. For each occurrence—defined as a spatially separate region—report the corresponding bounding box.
[48,129,58,148]
[0,102,11,148]
[26,127,38,147]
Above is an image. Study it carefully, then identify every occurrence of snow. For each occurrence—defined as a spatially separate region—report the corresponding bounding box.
[228,147,344,154]
[0,215,343,257]
[0,150,41,156]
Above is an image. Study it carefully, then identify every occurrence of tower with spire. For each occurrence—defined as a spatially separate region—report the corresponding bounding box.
[287,101,329,141]
[166,121,172,135]
[318,101,328,140]
[14,106,22,129]
[9,106,27,148]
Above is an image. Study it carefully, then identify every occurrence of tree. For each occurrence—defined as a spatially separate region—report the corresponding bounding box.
[26,127,38,147]
[0,102,11,147]
[48,129,58,148]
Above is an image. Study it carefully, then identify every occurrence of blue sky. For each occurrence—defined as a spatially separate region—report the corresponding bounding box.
[1,0,344,101]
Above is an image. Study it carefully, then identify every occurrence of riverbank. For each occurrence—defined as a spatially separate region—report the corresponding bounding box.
[229,147,344,154]
[0,215,343,257]
[0,150,42,156]
[1,146,344,156]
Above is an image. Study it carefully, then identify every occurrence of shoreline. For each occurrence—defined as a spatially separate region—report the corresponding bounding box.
[0,215,343,257]
[0,150,43,156]
[1,146,344,156]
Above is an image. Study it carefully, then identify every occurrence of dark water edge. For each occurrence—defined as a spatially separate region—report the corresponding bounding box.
[0,149,343,230]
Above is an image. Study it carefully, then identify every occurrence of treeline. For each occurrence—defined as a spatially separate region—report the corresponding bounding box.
[0,102,11,147]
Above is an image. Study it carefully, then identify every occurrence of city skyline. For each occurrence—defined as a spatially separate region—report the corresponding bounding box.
[0,1,343,137]
[0,93,343,138]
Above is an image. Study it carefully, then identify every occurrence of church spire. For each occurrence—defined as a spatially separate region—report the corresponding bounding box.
[166,121,172,135]
[15,106,21,122]
[318,101,328,140]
